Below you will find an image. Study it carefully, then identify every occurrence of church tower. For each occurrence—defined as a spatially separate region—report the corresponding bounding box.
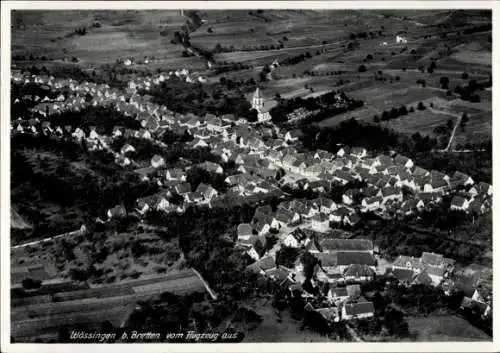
[252,87,264,112]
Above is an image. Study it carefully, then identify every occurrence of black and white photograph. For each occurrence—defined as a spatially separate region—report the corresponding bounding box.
[0,1,497,351]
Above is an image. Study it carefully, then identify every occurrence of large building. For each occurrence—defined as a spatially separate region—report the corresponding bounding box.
[252,88,272,122]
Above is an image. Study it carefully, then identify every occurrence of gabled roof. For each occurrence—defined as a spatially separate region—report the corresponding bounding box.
[344,264,374,277]
[319,239,373,252]
[330,287,349,297]
[312,213,329,222]
[344,301,374,316]
[314,196,335,209]
[336,252,376,266]
[381,187,401,197]
[238,223,253,237]
[420,252,444,267]
[175,182,192,194]
[389,268,416,282]
[414,270,433,286]
[275,207,297,224]
[394,154,412,166]
[413,166,430,177]
[315,253,337,267]
[425,265,446,277]
[451,195,467,207]
[393,255,424,270]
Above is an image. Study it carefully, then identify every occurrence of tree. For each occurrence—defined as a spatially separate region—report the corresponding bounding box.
[447,118,453,129]
[417,102,426,111]
[276,246,300,268]
[358,65,367,73]
[207,27,213,33]
[462,72,469,80]
[439,76,450,90]
[373,115,380,123]
[366,54,373,61]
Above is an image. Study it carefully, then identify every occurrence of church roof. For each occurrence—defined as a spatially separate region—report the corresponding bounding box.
[253,87,262,99]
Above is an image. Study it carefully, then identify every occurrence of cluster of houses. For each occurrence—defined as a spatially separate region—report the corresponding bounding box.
[12,71,492,326]
[388,252,455,287]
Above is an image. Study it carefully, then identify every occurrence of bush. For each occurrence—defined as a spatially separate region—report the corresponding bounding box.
[358,65,367,73]
[22,278,42,290]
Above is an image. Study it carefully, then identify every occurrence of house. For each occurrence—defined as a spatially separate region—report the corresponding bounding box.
[335,252,376,272]
[136,194,170,214]
[319,239,374,254]
[388,268,417,286]
[195,183,218,202]
[271,207,300,230]
[381,187,403,204]
[311,213,330,233]
[400,199,425,215]
[314,197,337,214]
[165,168,186,182]
[332,170,353,185]
[137,128,152,140]
[450,195,469,211]
[120,144,136,155]
[72,127,86,141]
[107,205,127,219]
[424,265,446,286]
[469,199,486,215]
[477,182,492,197]
[450,171,474,188]
[315,253,339,277]
[237,223,254,241]
[252,213,273,236]
[361,196,383,212]
[396,35,408,44]
[315,307,340,323]
[336,146,351,158]
[420,252,444,268]
[174,182,192,195]
[285,129,303,143]
[342,301,375,321]
[343,213,361,227]
[392,256,424,272]
[197,161,223,174]
[329,207,352,223]
[151,154,165,168]
[314,150,334,161]
[343,264,375,282]
[342,189,360,205]
[394,154,414,169]
[328,286,349,303]
[88,126,99,140]
[350,147,368,159]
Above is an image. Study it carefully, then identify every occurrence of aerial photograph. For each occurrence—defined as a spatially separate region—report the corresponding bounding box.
[7,7,493,345]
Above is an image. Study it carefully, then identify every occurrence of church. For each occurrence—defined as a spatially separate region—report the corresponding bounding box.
[251,87,272,122]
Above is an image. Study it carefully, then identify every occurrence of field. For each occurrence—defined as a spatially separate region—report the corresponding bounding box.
[11,269,208,342]
[12,10,206,69]
[407,315,491,342]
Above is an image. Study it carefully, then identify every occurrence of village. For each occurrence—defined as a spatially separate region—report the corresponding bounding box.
[10,66,493,331]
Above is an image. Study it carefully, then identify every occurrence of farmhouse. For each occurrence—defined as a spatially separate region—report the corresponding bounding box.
[450,195,469,211]
[319,239,374,253]
[342,301,375,321]
[343,264,374,282]
[311,213,330,233]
